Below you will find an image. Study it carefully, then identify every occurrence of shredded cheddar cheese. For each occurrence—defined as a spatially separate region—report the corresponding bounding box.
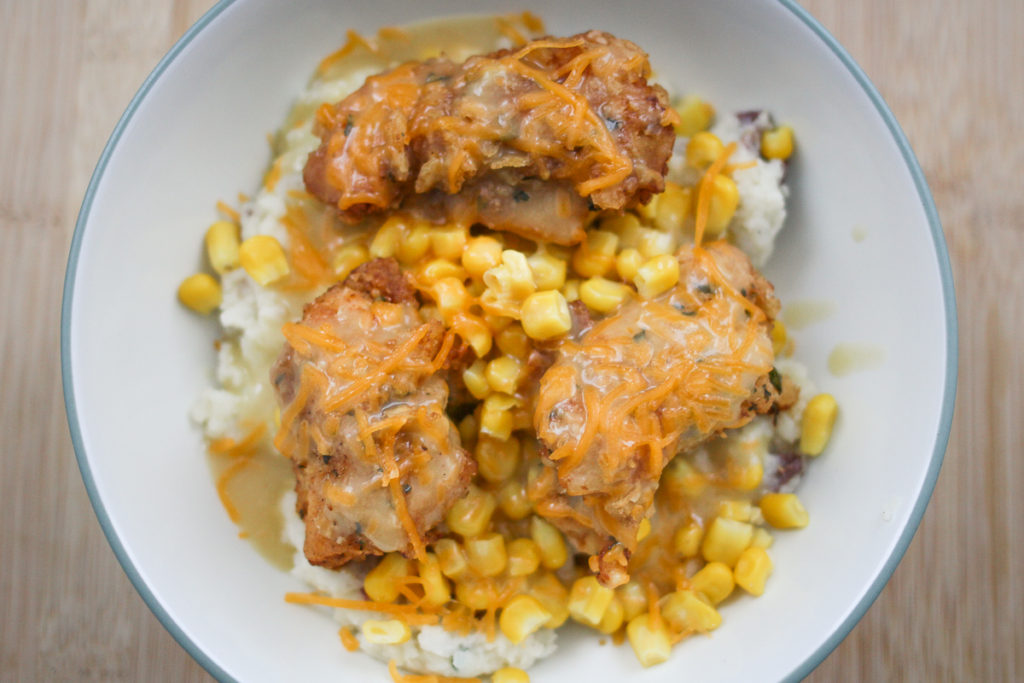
[388,660,481,683]
[216,200,240,223]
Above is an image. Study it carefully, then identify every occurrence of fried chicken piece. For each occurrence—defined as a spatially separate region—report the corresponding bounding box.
[271,259,474,568]
[531,242,782,586]
[304,30,677,245]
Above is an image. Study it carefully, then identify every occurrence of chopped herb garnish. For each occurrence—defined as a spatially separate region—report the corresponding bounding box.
[696,283,714,295]
[673,303,696,316]
[768,367,783,392]
[633,330,646,341]
[403,483,412,494]
[343,114,354,136]
[513,188,530,202]
[604,117,623,132]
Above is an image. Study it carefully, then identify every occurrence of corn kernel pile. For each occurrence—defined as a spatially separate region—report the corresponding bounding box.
[184,86,838,678]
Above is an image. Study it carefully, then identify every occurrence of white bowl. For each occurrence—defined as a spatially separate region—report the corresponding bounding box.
[62,0,956,680]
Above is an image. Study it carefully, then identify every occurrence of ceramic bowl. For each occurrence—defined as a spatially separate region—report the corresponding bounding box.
[62,0,956,680]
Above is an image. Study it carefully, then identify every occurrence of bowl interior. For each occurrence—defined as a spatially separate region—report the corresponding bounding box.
[63,0,954,681]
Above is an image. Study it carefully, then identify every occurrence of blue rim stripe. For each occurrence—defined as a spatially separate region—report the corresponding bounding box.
[776,1,957,680]
[61,1,240,681]
[61,2,957,682]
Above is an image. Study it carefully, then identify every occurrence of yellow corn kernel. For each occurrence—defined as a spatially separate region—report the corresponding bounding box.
[689,562,735,605]
[462,359,491,401]
[579,277,631,313]
[800,393,838,455]
[686,131,725,169]
[626,613,672,667]
[479,393,520,441]
[761,125,795,160]
[414,553,451,608]
[205,220,240,274]
[432,277,470,323]
[331,243,369,282]
[492,667,530,683]
[434,538,470,580]
[475,435,520,484]
[673,94,715,137]
[452,313,492,357]
[506,538,541,577]
[568,575,615,627]
[663,458,707,499]
[637,518,652,542]
[751,527,774,549]
[417,258,467,285]
[484,312,513,333]
[528,572,570,628]
[705,174,739,237]
[560,278,581,302]
[634,254,680,299]
[530,517,568,570]
[485,356,524,395]
[636,226,676,259]
[571,230,619,278]
[177,273,222,314]
[430,223,468,260]
[484,250,536,300]
[597,594,625,634]
[673,520,703,558]
[760,492,810,529]
[369,215,406,258]
[462,236,504,278]
[717,500,754,522]
[661,590,722,633]
[615,248,644,282]
[419,304,441,322]
[465,532,507,577]
[617,581,648,621]
[361,619,411,645]
[601,212,642,242]
[701,516,754,567]
[734,546,773,596]
[528,249,567,291]
[499,595,551,644]
[727,455,764,491]
[458,413,477,450]
[446,486,496,538]
[654,183,691,232]
[771,320,788,356]
[455,578,493,610]
[364,553,413,603]
[497,479,532,520]
[396,223,432,266]
[495,323,530,360]
[239,234,290,285]
[521,290,572,340]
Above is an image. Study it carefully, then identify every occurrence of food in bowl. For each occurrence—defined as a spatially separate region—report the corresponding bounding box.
[183,13,837,680]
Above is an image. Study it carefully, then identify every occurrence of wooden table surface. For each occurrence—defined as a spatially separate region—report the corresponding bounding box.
[2,0,1020,680]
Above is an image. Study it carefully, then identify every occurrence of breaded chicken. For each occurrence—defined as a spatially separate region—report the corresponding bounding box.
[531,242,783,586]
[304,30,677,245]
[271,259,475,568]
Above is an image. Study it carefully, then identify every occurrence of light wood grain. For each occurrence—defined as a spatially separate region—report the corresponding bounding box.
[1,1,1020,680]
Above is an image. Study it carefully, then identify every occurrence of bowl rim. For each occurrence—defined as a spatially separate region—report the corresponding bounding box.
[60,1,958,681]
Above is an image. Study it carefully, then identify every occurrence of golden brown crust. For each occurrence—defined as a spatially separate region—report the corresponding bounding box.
[344,258,417,304]
[303,31,675,245]
[272,258,474,568]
